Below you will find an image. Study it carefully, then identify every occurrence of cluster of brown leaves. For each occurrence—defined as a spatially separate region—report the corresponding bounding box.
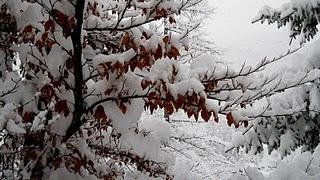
[96,33,180,81]
[142,79,219,122]
[51,9,76,38]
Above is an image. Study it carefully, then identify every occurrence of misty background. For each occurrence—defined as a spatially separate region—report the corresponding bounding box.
[206,0,300,65]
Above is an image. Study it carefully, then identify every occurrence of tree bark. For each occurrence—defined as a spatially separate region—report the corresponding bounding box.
[63,0,85,142]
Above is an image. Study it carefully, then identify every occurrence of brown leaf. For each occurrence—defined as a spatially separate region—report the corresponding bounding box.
[94,105,107,121]
[147,92,156,101]
[198,97,206,110]
[163,36,169,44]
[53,157,63,170]
[154,44,162,60]
[105,88,114,96]
[174,95,185,109]
[142,8,147,14]
[186,110,193,118]
[150,104,156,114]
[243,120,249,128]
[52,79,62,88]
[26,150,38,161]
[141,80,151,90]
[44,19,55,32]
[23,25,33,33]
[41,85,55,101]
[226,112,234,127]
[119,102,127,114]
[167,45,180,60]
[240,102,246,108]
[51,9,70,37]
[121,32,130,47]
[165,102,174,115]
[23,112,35,123]
[201,109,211,122]
[55,100,70,117]
[41,32,49,42]
[142,31,149,39]
[88,160,94,168]
[51,9,68,25]
[35,40,44,51]
[169,16,176,24]
[68,17,76,30]
[66,57,74,70]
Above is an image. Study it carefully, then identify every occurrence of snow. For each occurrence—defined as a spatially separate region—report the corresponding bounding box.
[30,110,47,131]
[7,119,26,134]
[93,48,137,66]
[309,85,320,118]
[1,0,320,179]
[47,44,65,78]
[0,103,17,131]
[260,146,320,180]
[49,168,98,180]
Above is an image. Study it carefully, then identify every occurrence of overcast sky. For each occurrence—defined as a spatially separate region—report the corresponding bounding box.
[206,0,299,65]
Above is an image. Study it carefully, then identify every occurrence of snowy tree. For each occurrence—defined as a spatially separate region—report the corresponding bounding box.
[162,0,217,121]
[227,0,320,160]
[236,145,320,180]
[0,0,223,179]
[252,0,320,44]
[0,0,319,179]
[165,0,218,63]
[0,0,261,179]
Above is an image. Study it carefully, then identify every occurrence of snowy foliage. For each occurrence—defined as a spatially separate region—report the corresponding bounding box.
[0,0,223,179]
[1,0,319,179]
[230,145,320,180]
[164,0,218,63]
[226,1,320,179]
[252,0,320,44]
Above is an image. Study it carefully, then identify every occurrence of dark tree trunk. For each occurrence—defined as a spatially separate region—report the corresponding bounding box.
[63,0,86,142]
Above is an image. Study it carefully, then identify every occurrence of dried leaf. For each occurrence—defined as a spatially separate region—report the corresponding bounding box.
[41,32,49,42]
[165,102,174,115]
[154,44,162,60]
[119,102,127,114]
[105,88,114,96]
[23,25,33,33]
[44,19,55,32]
[23,112,35,123]
[227,112,234,127]
[163,36,169,44]
[168,46,180,60]
[66,57,74,70]
[121,32,130,47]
[169,16,176,24]
[55,100,70,117]
[141,80,151,90]
[94,106,108,121]
[201,109,211,122]
[243,120,249,128]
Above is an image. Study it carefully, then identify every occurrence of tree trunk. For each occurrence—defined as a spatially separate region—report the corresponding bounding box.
[63,0,86,142]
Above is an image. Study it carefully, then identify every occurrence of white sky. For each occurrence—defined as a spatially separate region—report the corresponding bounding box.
[206,0,299,65]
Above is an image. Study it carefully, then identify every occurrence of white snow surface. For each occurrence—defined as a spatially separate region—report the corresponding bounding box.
[141,110,279,180]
